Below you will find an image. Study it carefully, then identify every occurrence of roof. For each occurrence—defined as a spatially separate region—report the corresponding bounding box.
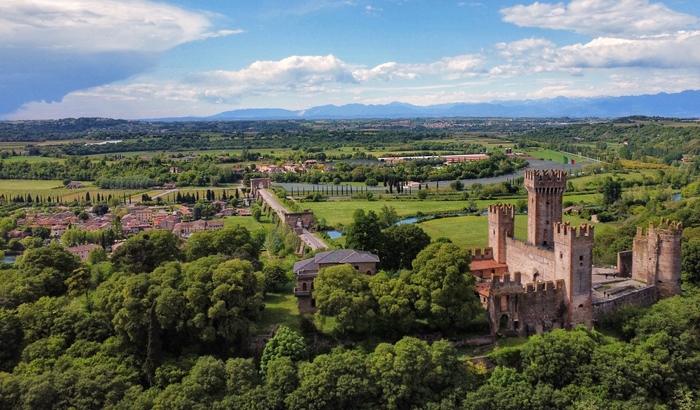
[68,244,102,253]
[469,259,508,272]
[475,282,491,297]
[293,249,380,274]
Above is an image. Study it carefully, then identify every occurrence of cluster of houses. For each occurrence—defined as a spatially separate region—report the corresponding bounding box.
[15,199,249,261]
[256,160,322,176]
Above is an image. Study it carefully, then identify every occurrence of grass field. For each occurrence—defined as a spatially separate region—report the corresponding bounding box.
[418,213,595,248]
[0,179,150,203]
[255,283,301,333]
[224,214,271,232]
[304,193,602,227]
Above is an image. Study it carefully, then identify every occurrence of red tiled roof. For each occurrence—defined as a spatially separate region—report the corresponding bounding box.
[470,259,508,271]
[475,282,491,297]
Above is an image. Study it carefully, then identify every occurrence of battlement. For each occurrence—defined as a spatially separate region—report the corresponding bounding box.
[636,218,683,238]
[524,279,565,293]
[488,204,515,220]
[491,273,522,287]
[469,247,494,260]
[553,222,594,244]
[524,169,567,189]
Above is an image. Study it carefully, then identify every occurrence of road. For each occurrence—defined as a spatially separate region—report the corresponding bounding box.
[258,188,329,251]
[257,189,287,221]
[300,229,329,251]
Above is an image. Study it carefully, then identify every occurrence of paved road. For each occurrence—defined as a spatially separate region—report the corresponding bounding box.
[257,189,287,221]
[258,188,329,250]
[152,188,179,199]
[300,229,329,251]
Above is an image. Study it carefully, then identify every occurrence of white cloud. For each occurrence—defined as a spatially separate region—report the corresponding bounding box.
[490,30,700,77]
[501,0,698,38]
[0,0,240,52]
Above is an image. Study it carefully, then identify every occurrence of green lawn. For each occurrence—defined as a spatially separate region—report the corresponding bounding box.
[305,193,602,227]
[0,179,65,190]
[255,284,301,333]
[417,213,603,249]
[224,214,272,232]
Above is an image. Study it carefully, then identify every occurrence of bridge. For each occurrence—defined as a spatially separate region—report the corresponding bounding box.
[251,178,328,251]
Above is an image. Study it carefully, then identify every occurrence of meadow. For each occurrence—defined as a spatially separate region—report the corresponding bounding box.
[304,192,601,227]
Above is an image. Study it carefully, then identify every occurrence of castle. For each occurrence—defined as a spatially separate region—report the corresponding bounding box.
[475,169,682,336]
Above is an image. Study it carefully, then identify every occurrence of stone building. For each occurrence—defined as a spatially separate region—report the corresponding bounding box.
[293,249,380,313]
[478,169,682,336]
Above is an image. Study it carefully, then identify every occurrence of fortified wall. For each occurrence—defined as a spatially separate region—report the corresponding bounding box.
[488,273,567,336]
[631,219,683,299]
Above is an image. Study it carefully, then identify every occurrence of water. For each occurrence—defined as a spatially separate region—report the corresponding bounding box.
[673,193,682,201]
[396,217,419,225]
[326,230,343,239]
[3,255,16,264]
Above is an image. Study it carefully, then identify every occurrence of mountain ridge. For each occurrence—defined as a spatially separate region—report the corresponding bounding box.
[160,90,700,121]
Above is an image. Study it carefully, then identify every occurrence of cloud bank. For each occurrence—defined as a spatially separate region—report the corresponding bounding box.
[0,0,238,114]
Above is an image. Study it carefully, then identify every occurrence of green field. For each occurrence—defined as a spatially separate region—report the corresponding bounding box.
[417,213,594,248]
[304,193,601,227]
[255,283,300,333]
[0,179,149,203]
[223,214,271,232]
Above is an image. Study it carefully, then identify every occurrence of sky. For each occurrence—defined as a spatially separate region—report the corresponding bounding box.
[2,0,700,120]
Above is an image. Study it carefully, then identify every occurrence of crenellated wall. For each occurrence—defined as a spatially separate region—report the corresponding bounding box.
[630,219,683,299]
[504,237,555,283]
[488,273,567,336]
[592,286,658,319]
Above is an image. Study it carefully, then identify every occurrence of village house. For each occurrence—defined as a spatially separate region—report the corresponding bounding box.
[293,249,380,313]
[68,244,102,261]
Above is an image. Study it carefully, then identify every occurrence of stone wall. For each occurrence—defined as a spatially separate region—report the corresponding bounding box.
[284,211,315,230]
[505,237,555,283]
[617,250,633,278]
[488,274,567,336]
[592,286,658,319]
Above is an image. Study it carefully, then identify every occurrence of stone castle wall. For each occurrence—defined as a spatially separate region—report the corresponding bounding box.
[488,274,567,336]
[592,286,658,319]
[504,237,555,283]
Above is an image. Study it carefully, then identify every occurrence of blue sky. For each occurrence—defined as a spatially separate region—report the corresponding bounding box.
[3,0,700,119]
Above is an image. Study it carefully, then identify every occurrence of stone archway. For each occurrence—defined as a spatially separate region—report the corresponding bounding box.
[499,314,510,331]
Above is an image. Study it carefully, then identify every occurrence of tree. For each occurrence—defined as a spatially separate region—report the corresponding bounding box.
[515,198,528,214]
[600,177,622,206]
[381,224,431,271]
[521,326,601,389]
[111,230,183,274]
[377,205,400,229]
[66,267,93,299]
[345,209,384,255]
[262,260,292,292]
[410,243,481,332]
[0,308,23,371]
[450,179,464,191]
[368,272,417,335]
[314,264,378,335]
[286,348,376,410]
[682,239,700,285]
[87,247,108,265]
[260,326,308,375]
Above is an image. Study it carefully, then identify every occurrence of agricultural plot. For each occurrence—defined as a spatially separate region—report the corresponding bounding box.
[0,179,148,203]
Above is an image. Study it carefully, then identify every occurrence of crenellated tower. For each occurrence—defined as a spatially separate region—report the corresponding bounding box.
[524,170,567,248]
[488,203,515,264]
[554,222,594,328]
[632,218,683,299]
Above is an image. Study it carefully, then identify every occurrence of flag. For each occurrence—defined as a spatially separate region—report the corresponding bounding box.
[563,156,575,165]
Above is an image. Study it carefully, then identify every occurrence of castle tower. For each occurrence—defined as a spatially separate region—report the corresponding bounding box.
[524,170,567,248]
[554,222,594,328]
[488,204,515,264]
[633,219,683,299]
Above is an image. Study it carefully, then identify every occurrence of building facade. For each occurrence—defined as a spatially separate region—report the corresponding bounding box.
[293,249,380,313]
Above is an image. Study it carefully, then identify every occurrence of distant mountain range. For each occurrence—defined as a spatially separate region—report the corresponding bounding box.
[161,90,700,121]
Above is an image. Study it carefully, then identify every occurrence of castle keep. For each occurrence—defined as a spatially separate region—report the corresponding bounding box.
[476,170,682,336]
